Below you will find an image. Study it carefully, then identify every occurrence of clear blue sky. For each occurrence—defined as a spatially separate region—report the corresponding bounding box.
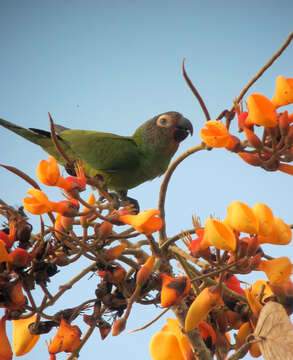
[0,1,292,359]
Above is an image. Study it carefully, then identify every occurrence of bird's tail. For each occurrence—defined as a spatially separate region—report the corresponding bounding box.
[0,118,47,145]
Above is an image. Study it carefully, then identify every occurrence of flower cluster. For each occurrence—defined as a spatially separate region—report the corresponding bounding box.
[200,76,293,174]
[150,200,292,359]
[0,155,164,359]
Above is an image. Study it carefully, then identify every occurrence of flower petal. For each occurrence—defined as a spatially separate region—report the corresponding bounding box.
[13,316,40,356]
[200,120,230,148]
[246,94,277,127]
[272,75,293,108]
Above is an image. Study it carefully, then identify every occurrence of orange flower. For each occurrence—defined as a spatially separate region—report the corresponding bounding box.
[272,75,293,108]
[197,321,216,347]
[243,127,262,149]
[8,248,31,267]
[238,152,262,167]
[0,316,12,360]
[200,120,230,148]
[185,286,222,332]
[12,315,40,356]
[23,189,79,215]
[37,156,86,193]
[112,318,126,336]
[0,222,16,250]
[136,255,155,287]
[236,322,253,350]
[80,193,96,227]
[278,163,293,175]
[0,240,10,263]
[258,256,293,285]
[23,189,53,214]
[149,318,192,360]
[258,217,292,245]
[246,94,277,127]
[160,273,191,308]
[225,276,245,295]
[119,209,163,235]
[244,286,263,318]
[104,243,127,261]
[252,203,274,237]
[225,201,258,235]
[202,218,236,252]
[6,281,27,309]
[48,318,81,354]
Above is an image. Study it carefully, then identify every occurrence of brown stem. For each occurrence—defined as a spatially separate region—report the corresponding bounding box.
[172,301,213,360]
[182,59,211,121]
[158,144,205,245]
[233,32,293,109]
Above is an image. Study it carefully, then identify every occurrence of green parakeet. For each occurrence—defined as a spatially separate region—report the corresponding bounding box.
[0,112,193,193]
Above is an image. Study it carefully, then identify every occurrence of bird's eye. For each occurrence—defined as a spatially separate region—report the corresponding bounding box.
[156,115,172,128]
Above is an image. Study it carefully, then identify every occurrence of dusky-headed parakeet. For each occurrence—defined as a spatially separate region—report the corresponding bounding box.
[0,112,193,194]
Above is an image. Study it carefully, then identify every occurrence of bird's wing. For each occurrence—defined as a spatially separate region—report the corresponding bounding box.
[60,130,140,171]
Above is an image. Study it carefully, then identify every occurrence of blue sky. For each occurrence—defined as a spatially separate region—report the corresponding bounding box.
[0,1,293,359]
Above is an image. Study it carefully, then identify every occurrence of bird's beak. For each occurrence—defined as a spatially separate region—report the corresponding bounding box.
[174,116,193,143]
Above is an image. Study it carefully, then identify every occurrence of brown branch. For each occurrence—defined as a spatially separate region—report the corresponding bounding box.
[182,59,211,121]
[42,262,97,309]
[158,144,205,245]
[128,308,169,333]
[0,164,41,189]
[233,31,293,108]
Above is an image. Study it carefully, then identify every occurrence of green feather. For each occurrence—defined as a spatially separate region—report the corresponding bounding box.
[0,112,192,191]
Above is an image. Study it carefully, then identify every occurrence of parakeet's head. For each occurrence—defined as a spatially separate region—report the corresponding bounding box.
[133,111,193,155]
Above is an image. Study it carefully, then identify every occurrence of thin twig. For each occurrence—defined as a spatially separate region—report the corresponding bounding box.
[158,144,205,245]
[182,59,211,121]
[128,308,169,333]
[43,262,97,308]
[0,164,41,189]
[233,32,293,108]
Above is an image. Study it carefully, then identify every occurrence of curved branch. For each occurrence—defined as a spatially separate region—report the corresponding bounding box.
[233,31,293,108]
[158,144,205,245]
[182,59,211,121]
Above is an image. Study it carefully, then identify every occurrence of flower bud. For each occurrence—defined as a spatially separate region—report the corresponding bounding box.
[185,286,222,332]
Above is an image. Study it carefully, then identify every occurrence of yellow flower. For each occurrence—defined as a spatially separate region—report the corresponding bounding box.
[246,94,277,127]
[185,286,222,332]
[258,217,292,245]
[258,256,293,285]
[272,75,293,108]
[225,201,258,235]
[136,255,155,287]
[48,318,81,354]
[202,218,236,252]
[23,189,79,215]
[0,316,12,360]
[37,156,62,186]
[252,203,274,237]
[150,318,192,360]
[12,315,40,356]
[244,286,263,318]
[37,156,86,192]
[160,273,191,308]
[200,120,230,148]
[23,189,53,214]
[119,209,163,235]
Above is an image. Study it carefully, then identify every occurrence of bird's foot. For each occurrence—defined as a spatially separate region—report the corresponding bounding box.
[119,191,140,214]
